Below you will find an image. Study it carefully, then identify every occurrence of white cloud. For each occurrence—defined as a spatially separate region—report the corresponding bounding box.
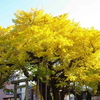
[56,0,100,29]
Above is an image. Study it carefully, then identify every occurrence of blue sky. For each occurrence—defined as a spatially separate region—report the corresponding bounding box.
[0,0,100,29]
[0,0,70,27]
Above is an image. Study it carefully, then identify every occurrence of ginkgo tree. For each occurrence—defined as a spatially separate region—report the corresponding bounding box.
[1,8,100,100]
[9,8,81,100]
[63,27,100,90]
[0,26,15,89]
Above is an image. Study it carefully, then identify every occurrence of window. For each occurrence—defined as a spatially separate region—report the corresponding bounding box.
[20,88,22,91]
[6,89,14,95]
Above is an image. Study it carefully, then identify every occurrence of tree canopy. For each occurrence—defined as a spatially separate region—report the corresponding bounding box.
[1,8,100,100]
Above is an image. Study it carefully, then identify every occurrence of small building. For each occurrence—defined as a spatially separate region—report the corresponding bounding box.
[0,83,14,100]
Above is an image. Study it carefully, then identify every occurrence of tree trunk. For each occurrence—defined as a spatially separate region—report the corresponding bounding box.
[39,80,52,100]
[97,84,100,95]
[60,93,65,100]
[53,90,60,100]
[51,79,61,100]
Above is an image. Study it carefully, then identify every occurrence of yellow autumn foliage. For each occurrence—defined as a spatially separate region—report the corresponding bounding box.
[1,8,100,90]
